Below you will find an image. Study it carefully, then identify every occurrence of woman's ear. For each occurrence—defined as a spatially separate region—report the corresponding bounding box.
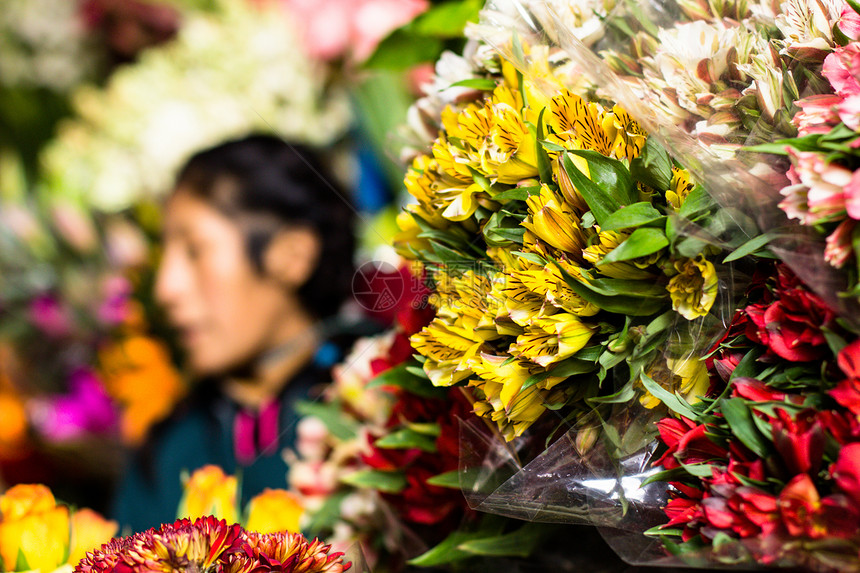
[263,227,321,288]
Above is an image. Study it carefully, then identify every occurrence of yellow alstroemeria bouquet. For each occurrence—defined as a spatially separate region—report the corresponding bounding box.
[397,38,749,442]
[0,484,117,571]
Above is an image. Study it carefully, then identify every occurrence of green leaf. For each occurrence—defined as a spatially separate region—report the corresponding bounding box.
[536,108,553,184]
[408,530,498,567]
[411,0,483,37]
[585,277,668,298]
[340,469,407,493]
[728,348,764,381]
[720,398,770,458]
[630,137,672,190]
[522,358,597,390]
[599,227,669,265]
[678,461,717,477]
[552,259,667,316]
[600,201,666,232]
[425,470,461,489]
[374,428,438,452]
[457,523,554,557]
[449,78,497,90]
[363,31,442,70]
[569,149,637,204]
[367,363,448,399]
[494,185,541,202]
[589,380,637,404]
[15,548,29,572]
[294,400,358,441]
[678,185,713,219]
[562,153,619,226]
[639,372,699,420]
[723,232,774,263]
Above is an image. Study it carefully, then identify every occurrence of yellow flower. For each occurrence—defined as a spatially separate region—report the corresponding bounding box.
[665,167,695,211]
[667,255,718,320]
[546,90,612,156]
[554,156,589,213]
[392,211,431,259]
[509,313,594,368]
[178,465,239,524]
[602,104,647,161]
[583,229,659,279]
[0,484,69,571]
[68,508,118,565]
[638,356,710,409]
[469,354,568,440]
[412,270,501,386]
[245,489,303,534]
[485,103,539,184]
[523,185,587,255]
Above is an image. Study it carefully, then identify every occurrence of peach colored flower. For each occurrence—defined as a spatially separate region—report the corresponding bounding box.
[68,508,118,565]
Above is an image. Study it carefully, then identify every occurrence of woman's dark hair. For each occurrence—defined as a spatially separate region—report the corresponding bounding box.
[174,134,356,319]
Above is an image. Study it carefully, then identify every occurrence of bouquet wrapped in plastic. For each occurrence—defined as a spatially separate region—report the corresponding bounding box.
[390,0,860,570]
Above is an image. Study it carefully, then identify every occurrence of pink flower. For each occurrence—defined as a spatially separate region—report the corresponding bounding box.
[280,0,428,62]
[825,219,856,268]
[839,5,860,41]
[845,168,860,219]
[793,94,842,136]
[779,150,854,225]
[837,93,860,130]
[823,44,860,97]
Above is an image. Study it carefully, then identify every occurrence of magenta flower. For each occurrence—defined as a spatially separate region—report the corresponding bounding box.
[28,294,73,338]
[29,369,119,442]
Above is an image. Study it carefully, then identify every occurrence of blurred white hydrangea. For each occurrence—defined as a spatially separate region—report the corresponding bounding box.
[0,0,100,91]
[40,0,352,212]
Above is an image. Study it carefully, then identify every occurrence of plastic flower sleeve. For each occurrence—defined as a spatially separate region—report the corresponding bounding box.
[528,0,860,323]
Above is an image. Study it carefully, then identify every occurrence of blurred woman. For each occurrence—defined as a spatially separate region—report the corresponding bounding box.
[113,134,356,531]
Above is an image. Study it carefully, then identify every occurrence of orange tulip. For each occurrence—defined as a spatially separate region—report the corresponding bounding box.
[177,465,239,524]
[68,508,118,565]
[245,489,304,534]
[0,484,69,571]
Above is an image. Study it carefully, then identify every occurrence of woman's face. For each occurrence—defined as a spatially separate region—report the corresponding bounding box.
[155,190,295,375]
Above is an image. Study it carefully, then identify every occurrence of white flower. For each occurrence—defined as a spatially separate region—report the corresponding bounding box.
[40,0,351,212]
[0,0,99,91]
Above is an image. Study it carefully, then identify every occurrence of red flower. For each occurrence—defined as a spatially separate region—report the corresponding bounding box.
[832,340,860,415]
[744,266,834,362]
[833,443,860,508]
[770,409,825,476]
[655,417,728,470]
